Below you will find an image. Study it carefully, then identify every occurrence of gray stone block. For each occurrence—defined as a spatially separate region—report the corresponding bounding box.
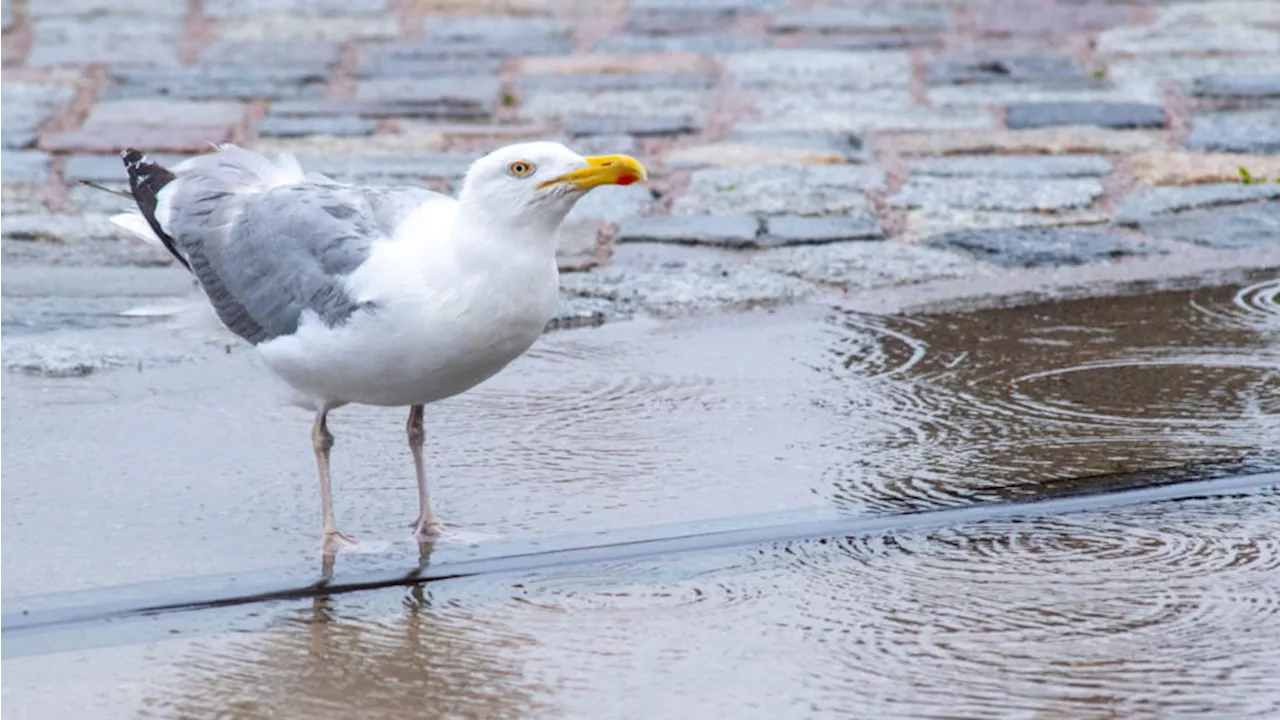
[1185,110,1280,154]
[928,55,1089,86]
[1115,183,1280,226]
[570,134,640,157]
[63,153,194,182]
[784,33,942,51]
[516,73,716,94]
[592,34,768,54]
[762,215,884,244]
[1192,75,1280,98]
[560,260,814,320]
[752,241,982,289]
[1137,202,1280,249]
[2,152,52,183]
[567,185,654,224]
[424,16,572,43]
[674,165,884,216]
[924,227,1150,268]
[565,116,699,137]
[624,9,735,35]
[256,115,379,137]
[205,0,387,17]
[29,0,187,17]
[770,7,950,34]
[911,155,1113,178]
[1006,102,1167,130]
[2,83,77,150]
[103,67,329,101]
[889,176,1104,212]
[726,50,913,90]
[355,77,499,113]
[618,214,761,247]
[296,155,473,184]
[270,98,489,121]
[28,18,182,67]
[198,40,340,68]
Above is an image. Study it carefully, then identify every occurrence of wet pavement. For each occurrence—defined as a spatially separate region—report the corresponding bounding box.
[4,269,1279,718]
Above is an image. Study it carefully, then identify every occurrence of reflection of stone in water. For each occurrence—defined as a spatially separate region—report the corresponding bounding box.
[144,592,549,720]
[818,281,1280,514]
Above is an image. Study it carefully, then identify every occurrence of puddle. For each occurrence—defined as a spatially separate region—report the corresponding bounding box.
[3,274,1279,718]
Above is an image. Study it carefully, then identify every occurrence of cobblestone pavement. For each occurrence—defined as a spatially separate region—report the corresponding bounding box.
[3,0,1280,330]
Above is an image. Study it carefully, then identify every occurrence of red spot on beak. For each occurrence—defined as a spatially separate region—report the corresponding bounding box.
[617,174,638,186]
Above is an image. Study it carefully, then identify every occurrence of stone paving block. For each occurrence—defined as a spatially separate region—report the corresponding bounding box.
[248,129,448,157]
[737,103,995,135]
[567,185,654,224]
[206,0,387,16]
[924,227,1151,269]
[424,15,572,42]
[1155,2,1280,28]
[1,0,11,29]
[198,40,341,68]
[521,90,706,121]
[751,241,983,290]
[556,219,616,272]
[1097,25,1280,57]
[28,18,183,67]
[666,132,872,170]
[297,155,474,184]
[548,295,630,332]
[518,53,707,76]
[516,73,716,94]
[972,3,1133,36]
[1133,151,1280,186]
[630,0,784,11]
[357,56,505,80]
[1108,55,1280,90]
[770,7,950,34]
[725,50,913,90]
[63,154,192,183]
[560,259,814,320]
[271,98,489,121]
[780,33,943,51]
[215,15,401,42]
[103,67,329,101]
[888,176,1104,213]
[902,208,1112,241]
[618,215,761,247]
[1006,102,1166,130]
[2,152,52,183]
[930,81,1160,108]
[595,34,766,54]
[355,78,499,113]
[43,124,236,154]
[675,165,884,217]
[911,155,1113,178]
[891,126,1167,157]
[2,83,77,150]
[927,55,1089,86]
[256,115,379,138]
[85,98,247,127]
[1136,202,1280,250]
[624,8,735,35]
[1115,183,1280,226]
[564,115,699,137]
[1192,75,1280,98]
[29,0,187,17]
[570,134,640,157]
[1185,110,1280,155]
[762,215,884,244]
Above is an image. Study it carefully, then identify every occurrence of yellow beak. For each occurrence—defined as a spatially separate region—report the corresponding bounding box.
[541,154,648,190]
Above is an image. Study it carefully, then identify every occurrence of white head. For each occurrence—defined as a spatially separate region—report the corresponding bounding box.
[457,141,647,233]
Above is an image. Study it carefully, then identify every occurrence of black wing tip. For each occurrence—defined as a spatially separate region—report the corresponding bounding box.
[119,148,191,273]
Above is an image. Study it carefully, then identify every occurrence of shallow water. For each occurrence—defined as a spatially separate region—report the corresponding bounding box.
[3,274,1279,718]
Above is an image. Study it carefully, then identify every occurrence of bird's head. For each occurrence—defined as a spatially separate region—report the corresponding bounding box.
[458,141,647,230]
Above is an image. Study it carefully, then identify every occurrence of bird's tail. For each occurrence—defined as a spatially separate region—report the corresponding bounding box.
[113,148,192,272]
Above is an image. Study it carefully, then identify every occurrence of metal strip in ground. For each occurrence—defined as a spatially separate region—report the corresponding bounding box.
[4,463,1277,659]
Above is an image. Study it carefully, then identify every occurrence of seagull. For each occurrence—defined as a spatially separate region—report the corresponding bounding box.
[107,141,647,554]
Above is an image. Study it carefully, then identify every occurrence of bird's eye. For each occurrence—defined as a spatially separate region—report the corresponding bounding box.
[509,161,535,178]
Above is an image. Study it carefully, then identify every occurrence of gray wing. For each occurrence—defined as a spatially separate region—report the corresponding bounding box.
[164,150,446,344]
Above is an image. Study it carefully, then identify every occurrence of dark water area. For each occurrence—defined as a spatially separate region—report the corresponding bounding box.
[3,274,1279,718]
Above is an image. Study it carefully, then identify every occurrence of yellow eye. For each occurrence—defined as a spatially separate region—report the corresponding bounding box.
[509,161,535,178]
